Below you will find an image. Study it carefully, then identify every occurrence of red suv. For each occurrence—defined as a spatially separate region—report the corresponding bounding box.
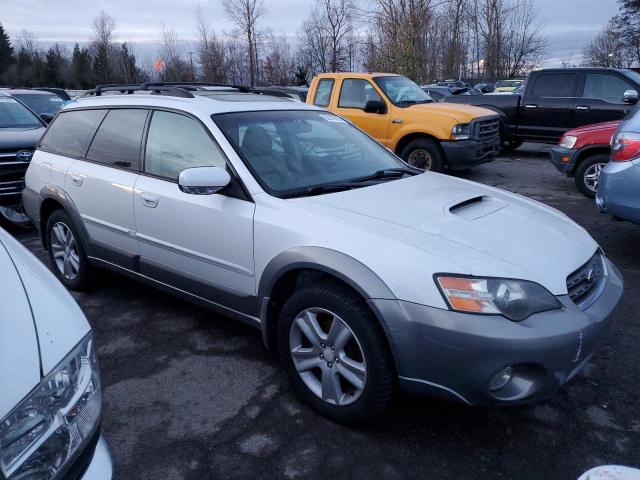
[550,121,619,198]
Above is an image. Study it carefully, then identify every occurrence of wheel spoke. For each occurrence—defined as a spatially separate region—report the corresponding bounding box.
[68,253,80,272]
[337,356,366,390]
[294,311,326,349]
[65,228,73,244]
[53,250,65,259]
[53,224,66,245]
[291,346,322,372]
[63,255,71,278]
[321,367,343,404]
[326,318,352,352]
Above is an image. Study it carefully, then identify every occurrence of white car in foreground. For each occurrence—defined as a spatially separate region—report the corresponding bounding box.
[0,228,114,479]
[23,83,622,424]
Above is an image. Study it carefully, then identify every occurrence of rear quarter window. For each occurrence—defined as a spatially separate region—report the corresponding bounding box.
[39,109,107,158]
[313,79,335,107]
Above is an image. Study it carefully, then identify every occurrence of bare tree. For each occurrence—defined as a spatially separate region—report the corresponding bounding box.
[195,5,228,82]
[159,23,192,81]
[90,11,116,83]
[501,0,547,77]
[223,0,267,86]
[583,24,627,67]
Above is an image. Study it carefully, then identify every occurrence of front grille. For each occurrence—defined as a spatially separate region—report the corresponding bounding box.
[567,252,606,307]
[473,117,500,142]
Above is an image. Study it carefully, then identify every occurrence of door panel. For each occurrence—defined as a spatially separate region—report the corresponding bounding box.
[134,175,256,296]
[66,161,139,257]
[333,78,390,145]
[519,72,578,142]
[575,72,636,125]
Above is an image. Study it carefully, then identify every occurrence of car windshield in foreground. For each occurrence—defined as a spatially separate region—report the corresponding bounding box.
[0,97,42,129]
[374,76,433,106]
[213,110,416,198]
[12,93,64,115]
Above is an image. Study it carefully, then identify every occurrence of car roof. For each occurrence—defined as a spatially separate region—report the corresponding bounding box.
[62,91,322,116]
[314,72,401,80]
[1,88,55,96]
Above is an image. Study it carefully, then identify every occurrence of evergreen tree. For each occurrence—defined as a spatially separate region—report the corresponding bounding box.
[0,23,15,77]
[71,43,93,88]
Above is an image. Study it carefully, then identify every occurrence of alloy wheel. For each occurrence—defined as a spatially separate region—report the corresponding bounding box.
[407,149,433,170]
[289,307,367,406]
[584,162,606,193]
[50,222,80,280]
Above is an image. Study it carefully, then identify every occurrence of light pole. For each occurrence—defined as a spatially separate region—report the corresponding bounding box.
[608,53,614,67]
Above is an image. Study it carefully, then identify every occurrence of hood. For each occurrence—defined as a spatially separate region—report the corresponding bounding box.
[566,121,620,137]
[408,102,496,123]
[0,230,90,418]
[0,126,45,151]
[294,174,598,295]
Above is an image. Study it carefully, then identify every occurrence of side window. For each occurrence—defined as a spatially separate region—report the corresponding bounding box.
[39,109,107,158]
[583,74,634,103]
[144,111,226,180]
[531,74,575,98]
[86,109,148,170]
[338,79,383,109]
[313,79,334,107]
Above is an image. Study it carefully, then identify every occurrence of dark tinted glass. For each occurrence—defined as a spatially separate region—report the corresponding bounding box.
[313,79,334,107]
[531,74,574,97]
[40,109,107,157]
[12,93,64,115]
[86,109,147,169]
[583,74,634,103]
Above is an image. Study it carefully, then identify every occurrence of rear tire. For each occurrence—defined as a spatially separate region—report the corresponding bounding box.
[46,209,93,290]
[575,154,608,198]
[501,138,523,152]
[400,138,444,172]
[277,281,395,424]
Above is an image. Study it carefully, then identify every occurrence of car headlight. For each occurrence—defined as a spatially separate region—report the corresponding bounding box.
[0,333,101,479]
[436,275,562,321]
[559,135,577,149]
[451,123,471,140]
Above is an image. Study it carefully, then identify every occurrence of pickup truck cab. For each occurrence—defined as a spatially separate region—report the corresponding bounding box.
[447,68,640,151]
[307,73,500,172]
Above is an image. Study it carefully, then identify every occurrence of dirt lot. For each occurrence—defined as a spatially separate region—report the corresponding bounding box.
[11,144,640,479]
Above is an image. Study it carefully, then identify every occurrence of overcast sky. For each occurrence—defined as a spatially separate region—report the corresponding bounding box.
[2,0,619,67]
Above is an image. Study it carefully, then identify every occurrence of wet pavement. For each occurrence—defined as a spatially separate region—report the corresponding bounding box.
[11,144,640,479]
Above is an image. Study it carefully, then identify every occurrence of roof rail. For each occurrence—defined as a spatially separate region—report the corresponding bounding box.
[140,81,253,93]
[83,83,195,99]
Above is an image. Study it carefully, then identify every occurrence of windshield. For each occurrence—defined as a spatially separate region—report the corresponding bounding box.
[12,93,64,115]
[0,97,42,129]
[374,76,432,106]
[213,110,410,197]
[497,80,522,88]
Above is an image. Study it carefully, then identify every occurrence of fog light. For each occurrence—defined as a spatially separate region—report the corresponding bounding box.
[489,366,514,391]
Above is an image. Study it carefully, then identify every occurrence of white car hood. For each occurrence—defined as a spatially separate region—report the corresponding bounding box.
[295,173,598,295]
[0,230,90,418]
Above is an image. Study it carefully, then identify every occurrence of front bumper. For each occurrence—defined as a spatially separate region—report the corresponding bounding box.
[370,257,623,406]
[550,146,578,175]
[440,138,500,170]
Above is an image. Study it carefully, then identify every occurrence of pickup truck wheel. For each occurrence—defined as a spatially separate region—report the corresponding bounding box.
[575,154,608,198]
[501,139,523,152]
[400,138,444,172]
[278,281,395,424]
[46,209,92,290]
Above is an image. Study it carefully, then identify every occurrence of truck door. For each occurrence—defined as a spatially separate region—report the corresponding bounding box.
[332,78,390,146]
[574,71,637,125]
[519,72,579,143]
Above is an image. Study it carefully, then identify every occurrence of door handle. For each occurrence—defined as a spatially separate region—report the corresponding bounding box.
[575,105,590,111]
[140,192,159,208]
[69,174,83,186]
[524,104,538,110]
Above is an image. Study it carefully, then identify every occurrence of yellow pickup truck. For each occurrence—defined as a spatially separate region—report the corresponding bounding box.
[307,73,500,172]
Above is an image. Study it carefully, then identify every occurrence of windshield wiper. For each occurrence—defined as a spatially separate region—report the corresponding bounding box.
[351,168,419,183]
[397,99,432,106]
[280,182,365,199]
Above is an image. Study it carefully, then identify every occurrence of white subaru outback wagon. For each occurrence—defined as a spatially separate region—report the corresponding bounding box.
[23,83,623,423]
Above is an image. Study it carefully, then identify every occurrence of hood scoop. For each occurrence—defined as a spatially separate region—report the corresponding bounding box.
[447,195,509,220]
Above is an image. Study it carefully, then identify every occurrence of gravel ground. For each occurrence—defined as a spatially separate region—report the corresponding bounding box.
[10,144,640,479]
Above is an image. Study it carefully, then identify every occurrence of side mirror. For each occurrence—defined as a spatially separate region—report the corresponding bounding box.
[178,166,231,195]
[623,89,638,104]
[364,100,387,114]
[40,113,55,124]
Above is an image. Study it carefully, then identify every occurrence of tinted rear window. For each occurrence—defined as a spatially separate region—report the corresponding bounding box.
[86,109,148,170]
[40,109,107,158]
[531,74,575,97]
[12,93,64,116]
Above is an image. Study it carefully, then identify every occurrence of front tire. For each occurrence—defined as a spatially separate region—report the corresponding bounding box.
[400,138,444,172]
[277,281,395,424]
[46,209,93,290]
[574,154,608,198]
[501,138,523,152]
